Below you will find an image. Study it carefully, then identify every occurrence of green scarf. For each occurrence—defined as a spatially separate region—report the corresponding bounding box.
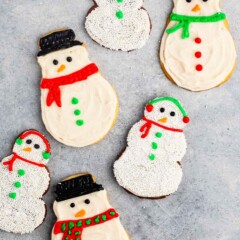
[166,12,226,39]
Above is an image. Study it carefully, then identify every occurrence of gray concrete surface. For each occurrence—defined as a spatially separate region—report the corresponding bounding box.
[0,0,240,239]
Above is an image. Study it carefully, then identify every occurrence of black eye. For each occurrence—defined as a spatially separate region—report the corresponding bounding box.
[70,203,75,208]
[84,199,90,204]
[203,0,208,1]
[66,57,72,62]
[186,0,192,2]
[34,144,40,149]
[160,108,165,113]
[53,59,58,65]
[170,111,176,117]
[26,139,32,144]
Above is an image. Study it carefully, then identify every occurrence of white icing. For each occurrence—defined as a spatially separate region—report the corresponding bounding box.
[52,189,129,240]
[85,1,151,51]
[38,46,118,147]
[0,131,50,234]
[160,1,236,91]
[114,99,188,198]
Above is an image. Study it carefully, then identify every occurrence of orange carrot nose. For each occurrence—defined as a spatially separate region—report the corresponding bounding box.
[158,117,168,123]
[23,147,32,152]
[57,64,66,73]
[75,209,86,218]
[192,4,201,12]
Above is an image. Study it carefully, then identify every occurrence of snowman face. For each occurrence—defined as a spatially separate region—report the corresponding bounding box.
[144,100,186,129]
[173,0,220,16]
[38,45,90,79]
[13,133,49,164]
[54,190,111,220]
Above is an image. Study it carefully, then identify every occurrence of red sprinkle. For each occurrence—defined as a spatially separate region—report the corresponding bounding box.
[195,51,202,58]
[195,38,202,44]
[196,64,203,71]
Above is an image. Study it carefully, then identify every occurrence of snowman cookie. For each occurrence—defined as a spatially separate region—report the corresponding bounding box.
[160,0,237,91]
[52,173,130,240]
[0,130,51,234]
[114,97,190,198]
[85,0,151,51]
[38,29,118,147]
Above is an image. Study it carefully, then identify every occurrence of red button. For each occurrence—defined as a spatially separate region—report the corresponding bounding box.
[195,38,202,44]
[196,64,203,71]
[195,52,202,58]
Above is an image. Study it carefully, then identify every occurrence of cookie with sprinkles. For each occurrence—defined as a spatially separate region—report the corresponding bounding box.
[38,29,118,147]
[52,173,130,240]
[160,0,236,91]
[0,130,51,234]
[85,0,151,51]
[114,97,190,198]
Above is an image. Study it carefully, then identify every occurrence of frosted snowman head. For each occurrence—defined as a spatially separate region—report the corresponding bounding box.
[13,130,51,164]
[54,174,110,220]
[144,97,190,129]
[173,0,221,16]
[37,29,89,79]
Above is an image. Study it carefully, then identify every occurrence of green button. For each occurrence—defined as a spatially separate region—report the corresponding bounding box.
[72,97,79,105]
[152,142,158,150]
[149,154,155,161]
[116,10,124,19]
[9,192,16,199]
[117,0,123,2]
[16,138,23,145]
[14,181,21,188]
[74,109,81,116]
[18,169,25,176]
[76,120,84,126]
[155,132,163,138]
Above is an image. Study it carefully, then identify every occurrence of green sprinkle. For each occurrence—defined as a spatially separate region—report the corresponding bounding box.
[18,169,25,176]
[86,219,91,225]
[102,215,107,221]
[110,211,115,216]
[16,138,23,145]
[61,223,66,232]
[116,10,124,19]
[155,132,163,138]
[76,238,80,240]
[42,151,51,160]
[74,109,81,116]
[68,231,72,235]
[9,192,16,199]
[65,237,69,240]
[77,221,82,227]
[152,142,158,150]
[76,120,84,126]
[69,222,74,230]
[75,231,80,235]
[94,217,100,223]
[149,154,155,161]
[14,181,21,188]
[72,97,79,105]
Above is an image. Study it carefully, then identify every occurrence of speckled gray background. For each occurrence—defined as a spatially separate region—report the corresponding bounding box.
[0,0,240,239]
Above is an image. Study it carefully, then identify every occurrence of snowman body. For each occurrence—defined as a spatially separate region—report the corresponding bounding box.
[85,0,151,51]
[160,0,236,91]
[0,130,51,234]
[39,45,118,147]
[114,121,186,198]
[114,97,190,198]
[52,178,130,240]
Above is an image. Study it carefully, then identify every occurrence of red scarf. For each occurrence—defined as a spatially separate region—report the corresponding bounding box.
[140,116,183,138]
[3,153,45,172]
[54,208,118,240]
[40,63,99,107]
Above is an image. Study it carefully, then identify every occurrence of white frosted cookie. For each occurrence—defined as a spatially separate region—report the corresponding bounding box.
[85,0,151,51]
[160,0,236,91]
[52,173,130,240]
[0,130,51,234]
[114,97,190,198]
[37,29,118,147]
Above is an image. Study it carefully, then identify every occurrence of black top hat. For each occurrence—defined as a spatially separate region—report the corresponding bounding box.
[37,29,82,57]
[55,174,104,202]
